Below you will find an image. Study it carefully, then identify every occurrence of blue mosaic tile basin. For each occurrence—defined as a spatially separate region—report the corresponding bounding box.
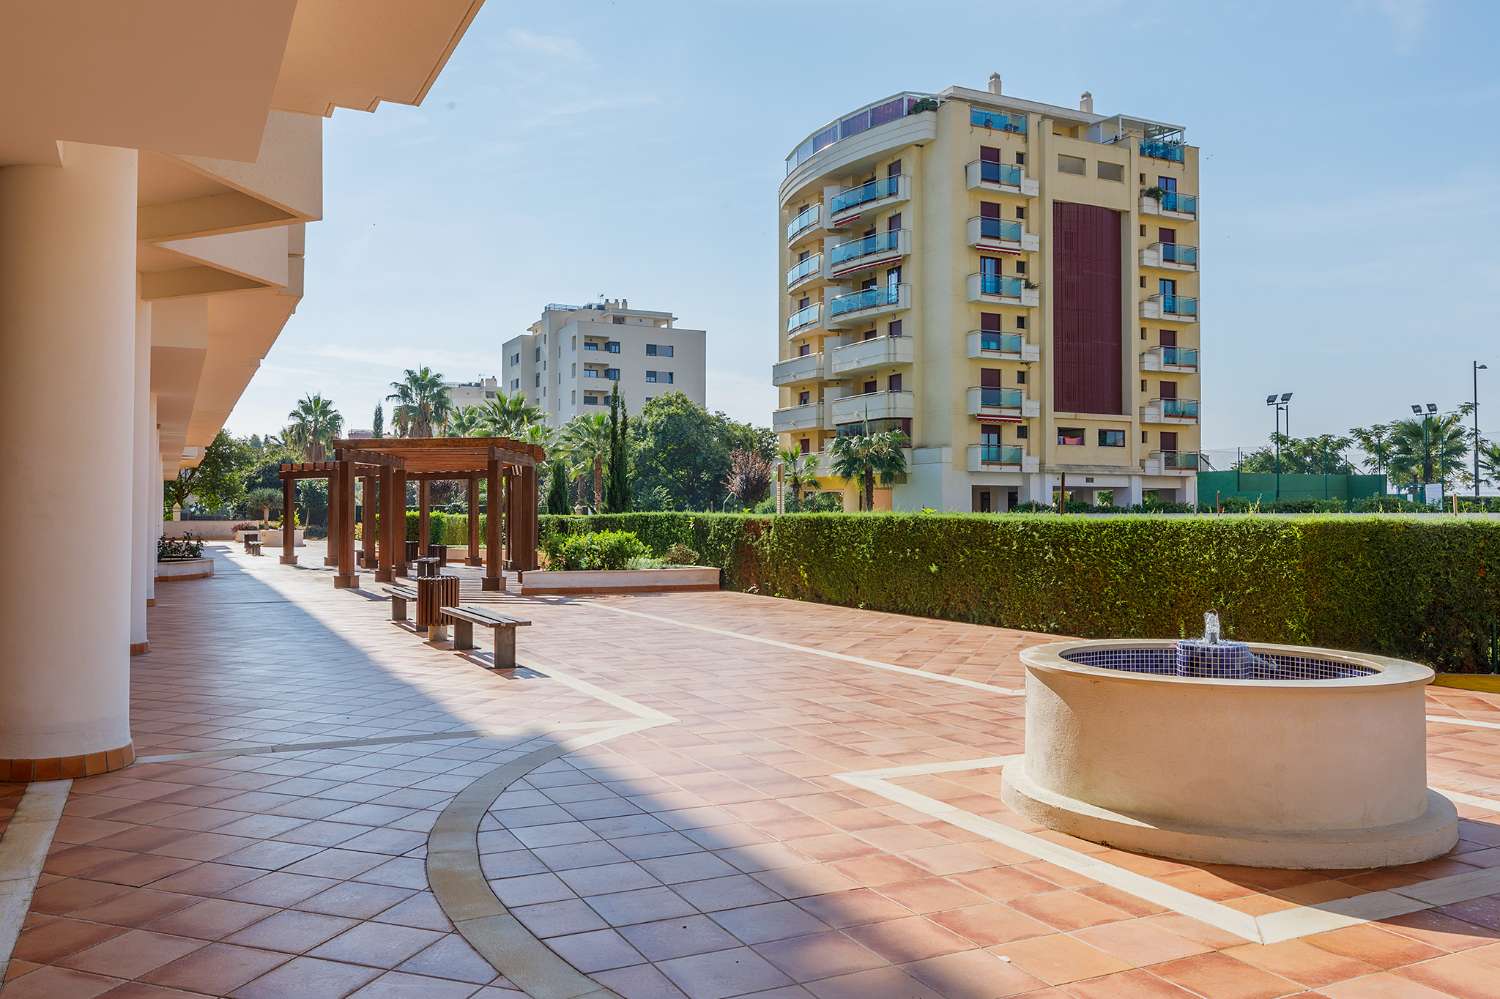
[1060,641,1376,681]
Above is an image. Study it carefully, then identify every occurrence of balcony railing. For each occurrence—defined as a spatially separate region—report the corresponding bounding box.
[785,92,934,175]
[969,386,1025,412]
[786,253,823,287]
[972,216,1022,243]
[830,230,904,268]
[831,175,902,215]
[968,330,1038,362]
[1150,294,1198,319]
[829,284,903,319]
[1161,346,1198,369]
[1157,450,1200,469]
[968,272,1036,305]
[973,160,1023,187]
[771,352,826,386]
[1160,398,1199,419]
[772,401,826,434]
[786,302,821,334]
[786,204,821,241]
[1144,190,1198,216]
[1143,241,1198,269]
[1140,139,1185,162]
[970,108,1027,133]
[829,335,914,376]
[971,443,1024,466]
[831,390,914,424]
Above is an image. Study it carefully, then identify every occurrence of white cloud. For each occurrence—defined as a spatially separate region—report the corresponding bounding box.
[502,28,587,62]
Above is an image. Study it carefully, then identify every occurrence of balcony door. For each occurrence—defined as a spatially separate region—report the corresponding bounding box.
[1159,381,1177,401]
[1159,277,1177,311]
[980,256,1002,279]
[1161,431,1178,454]
[1160,330,1177,348]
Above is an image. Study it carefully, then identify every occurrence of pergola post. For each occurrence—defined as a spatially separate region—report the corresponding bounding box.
[376,464,395,583]
[484,457,502,591]
[280,472,297,565]
[393,469,408,577]
[466,475,482,566]
[517,462,539,571]
[503,468,517,570]
[360,474,377,568]
[334,457,358,588]
[324,463,340,566]
[418,478,431,557]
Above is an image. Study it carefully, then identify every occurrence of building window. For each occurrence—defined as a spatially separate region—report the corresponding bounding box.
[1141,431,1149,444]
[798,390,810,405]
[1015,205,1026,220]
[646,343,675,357]
[888,373,902,392]
[1098,429,1126,447]
[646,371,658,383]
[571,390,576,404]
[1015,316,1026,329]
[607,341,621,353]
[1015,370,1026,385]
[1058,427,1085,445]
[533,373,540,387]
[1016,425,1028,440]
[605,368,620,380]
[1058,154,1085,175]
[1015,260,1027,274]
[1097,161,1124,182]
[888,319,903,337]
[612,315,625,324]
[1015,152,1025,165]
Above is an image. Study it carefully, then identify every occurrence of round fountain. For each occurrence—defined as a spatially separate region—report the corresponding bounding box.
[1002,614,1458,869]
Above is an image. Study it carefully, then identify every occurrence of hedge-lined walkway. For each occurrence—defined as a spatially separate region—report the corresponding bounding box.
[4,543,1500,998]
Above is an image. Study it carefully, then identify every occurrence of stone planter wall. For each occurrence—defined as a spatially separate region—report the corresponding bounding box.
[155,557,215,581]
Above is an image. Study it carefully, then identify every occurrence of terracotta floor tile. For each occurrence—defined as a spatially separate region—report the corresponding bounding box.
[1008,888,1132,932]
[1150,951,1306,999]
[842,914,973,964]
[1303,924,1446,970]
[308,922,447,969]
[226,909,359,953]
[230,955,383,999]
[395,933,499,984]
[144,898,279,940]
[545,928,646,973]
[1072,917,1213,965]
[875,877,988,915]
[710,900,830,945]
[1318,971,1464,998]
[904,948,1049,997]
[950,865,1060,901]
[1392,944,1500,995]
[657,945,794,998]
[805,966,943,999]
[26,877,134,915]
[618,914,741,962]
[295,881,414,920]
[592,963,692,998]
[753,930,887,981]
[68,887,200,928]
[0,965,123,999]
[792,888,911,929]
[1226,938,1384,988]
[58,928,206,979]
[345,970,479,998]
[989,932,1133,986]
[13,916,129,964]
[1380,908,1500,951]
[1062,968,1200,998]
[141,943,292,994]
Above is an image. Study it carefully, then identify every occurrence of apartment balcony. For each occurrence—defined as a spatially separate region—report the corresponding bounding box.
[967,386,1039,419]
[786,204,823,244]
[966,330,1038,363]
[1141,294,1198,323]
[967,444,1039,474]
[829,335,913,377]
[826,283,909,328]
[786,252,824,290]
[967,272,1038,307]
[828,229,909,277]
[828,174,910,227]
[1140,241,1198,271]
[831,389,914,425]
[1142,450,1200,475]
[773,400,826,434]
[771,351,829,387]
[967,216,1039,254]
[1140,138,1186,162]
[1141,398,1200,425]
[1141,190,1199,220]
[964,159,1039,197]
[786,302,822,337]
[1141,346,1199,372]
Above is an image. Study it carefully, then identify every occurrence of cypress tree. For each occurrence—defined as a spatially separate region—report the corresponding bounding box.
[604,384,631,512]
[546,461,569,515]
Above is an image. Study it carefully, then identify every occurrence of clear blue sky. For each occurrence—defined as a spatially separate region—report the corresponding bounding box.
[228,0,1500,459]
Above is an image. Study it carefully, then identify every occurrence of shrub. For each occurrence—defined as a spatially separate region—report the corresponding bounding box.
[540,512,1500,672]
[662,543,700,566]
[541,529,649,571]
[157,534,204,561]
[231,522,261,532]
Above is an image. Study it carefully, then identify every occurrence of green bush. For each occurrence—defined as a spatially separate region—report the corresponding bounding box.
[662,543,700,566]
[539,511,1500,672]
[405,510,487,547]
[541,529,649,571]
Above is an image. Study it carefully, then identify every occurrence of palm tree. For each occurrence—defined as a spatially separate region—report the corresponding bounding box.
[447,405,485,438]
[557,413,611,511]
[1349,424,1393,475]
[284,393,343,462]
[1478,440,1500,489]
[475,391,545,438]
[386,367,453,437]
[777,446,820,511]
[1388,413,1469,490]
[830,429,908,511]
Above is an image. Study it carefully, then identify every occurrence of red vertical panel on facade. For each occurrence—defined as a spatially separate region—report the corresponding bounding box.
[1053,202,1123,414]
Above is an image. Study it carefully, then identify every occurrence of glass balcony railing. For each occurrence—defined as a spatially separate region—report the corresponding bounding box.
[786,254,822,286]
[975,386,1024,410]
[831,175,901,215]
[973,443,1024,466]
[972,216,1023,243]
[972,160,1025,188]
[1152,191,1198,215]
[977,331,1024,355]
[1157,294,1198,318]
[786,93,934,175]
[1153,242,1198,267]
[1160,450,1200,469]
[970,108,1027,134]
[830,230,902,267]
[976,273,1025,298]
[829,284,901,318]
[786,204,820,240]
[1161,346,1199,369]
[786,302,820,333]
[1140,139,1185,162]
[1160,398,1200,419]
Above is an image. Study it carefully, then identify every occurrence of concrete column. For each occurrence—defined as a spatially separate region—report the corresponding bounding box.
[1023,473,1051,506]
[130,300,152,655]
[1118,476,1145,509]
[0,143,138,775]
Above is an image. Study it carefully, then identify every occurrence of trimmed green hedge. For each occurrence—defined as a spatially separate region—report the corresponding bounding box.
[403,511,487,546]
[539,512,1500,672]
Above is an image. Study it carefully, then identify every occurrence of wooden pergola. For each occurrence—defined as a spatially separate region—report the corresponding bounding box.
[277,436,542,591]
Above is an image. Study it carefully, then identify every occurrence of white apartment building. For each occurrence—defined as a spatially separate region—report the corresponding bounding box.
[502,300,707,426]
[445,375,501,411]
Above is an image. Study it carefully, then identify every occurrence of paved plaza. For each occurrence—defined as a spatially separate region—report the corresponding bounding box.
[4,544,1500,998]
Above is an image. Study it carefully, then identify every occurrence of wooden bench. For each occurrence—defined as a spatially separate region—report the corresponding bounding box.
[384,583,418,622]
[441,605,531,668]
[246,540,262,556]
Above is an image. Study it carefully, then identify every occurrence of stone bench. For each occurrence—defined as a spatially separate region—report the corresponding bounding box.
[246,540,262,556]
[384,583,418,622]
[441,605,530,668]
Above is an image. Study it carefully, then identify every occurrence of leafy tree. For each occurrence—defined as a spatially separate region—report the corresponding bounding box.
[546,460,570,514]
[372,403,384,439]
[1349,424,1393,474]
[723,420,777,463]
[387,366,453,437]
[245,486,283,522]
[605,384,631,513]
[830,430,908,511]
[284,393,343,462]
[475,391,545,438]
[777,447,821,511]
[1236,434,1354,475]
[164,431,255,513]
[447,405,485,437]
[630,393,735,511]
[558,412,611,511]
[724,449,773,508]
[1388,413,1470,489]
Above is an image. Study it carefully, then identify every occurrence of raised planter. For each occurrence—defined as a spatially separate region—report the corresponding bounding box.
[156,557,215,581]
[260,528,306,548]
[520,566,719,595]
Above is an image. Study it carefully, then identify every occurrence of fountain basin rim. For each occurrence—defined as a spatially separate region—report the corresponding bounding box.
[1021,639,1432,691]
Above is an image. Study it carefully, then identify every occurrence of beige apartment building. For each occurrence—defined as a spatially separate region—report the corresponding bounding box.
[774,75,1201,511]
[503,300,708,427]
[446,374,503,410]
[0,1,483,779]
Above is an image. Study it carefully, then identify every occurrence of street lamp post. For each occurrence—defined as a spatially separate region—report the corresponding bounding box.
[1476,361,1488,500]
[1412,402,1438,504]
[1265,392,1293,500]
